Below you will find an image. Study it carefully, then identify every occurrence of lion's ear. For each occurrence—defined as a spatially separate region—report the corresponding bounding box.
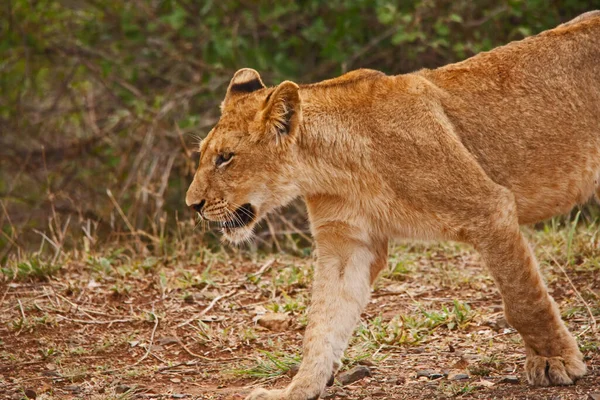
[223,69,265,105]
[261,81,301,144]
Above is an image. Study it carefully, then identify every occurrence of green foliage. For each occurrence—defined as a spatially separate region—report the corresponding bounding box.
[356,300,475,347]
[232,350,300,378]
[1,254,60,281]
[1,0,598,257]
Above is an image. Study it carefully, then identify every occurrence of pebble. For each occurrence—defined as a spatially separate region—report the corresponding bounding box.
[256,313,291,332]
[337,366,372,386]
[156,337,179,345]
[416,369,435,378]
[476,379,495,388]
[448,373,469,381]
[64,386,81,393]
[115,385,132,394]
[24,389,36,399]
[500,375,519,384]
[323,388,348,399]
[287,364,299,378]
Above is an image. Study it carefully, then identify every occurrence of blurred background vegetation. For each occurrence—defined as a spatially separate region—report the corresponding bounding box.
[1,0,599,262]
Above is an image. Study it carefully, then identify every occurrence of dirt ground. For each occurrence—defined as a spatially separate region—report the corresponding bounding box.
[1,224,599,400]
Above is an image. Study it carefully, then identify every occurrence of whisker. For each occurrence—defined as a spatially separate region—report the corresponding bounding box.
[227,201,255,220]
[227,206,245,228]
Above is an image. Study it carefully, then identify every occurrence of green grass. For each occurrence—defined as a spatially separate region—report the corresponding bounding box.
[232,350,301,379]
[355,300,475,348]
[1,255,61,281]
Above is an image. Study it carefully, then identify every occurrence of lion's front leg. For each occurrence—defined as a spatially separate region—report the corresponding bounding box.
[246,225,385,400]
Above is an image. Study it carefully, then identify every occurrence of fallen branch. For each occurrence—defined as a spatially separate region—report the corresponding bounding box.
[543,249,597,333]
[176,289,236,328]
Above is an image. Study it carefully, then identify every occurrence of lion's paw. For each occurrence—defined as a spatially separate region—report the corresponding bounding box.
[245,387,320,400]
[245,388,285,400]
[525,354,586,386]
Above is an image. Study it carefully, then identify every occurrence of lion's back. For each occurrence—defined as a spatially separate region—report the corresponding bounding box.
[417,12,600,223]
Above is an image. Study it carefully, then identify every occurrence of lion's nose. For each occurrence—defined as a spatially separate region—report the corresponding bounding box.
[190,199,206,214]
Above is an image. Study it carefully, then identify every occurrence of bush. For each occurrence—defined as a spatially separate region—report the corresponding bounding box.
[1,0,598,259]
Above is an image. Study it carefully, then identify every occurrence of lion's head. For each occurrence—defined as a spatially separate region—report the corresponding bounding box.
[185,69,303,243]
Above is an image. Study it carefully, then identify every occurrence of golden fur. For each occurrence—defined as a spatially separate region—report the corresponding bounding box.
[186,12,600,399]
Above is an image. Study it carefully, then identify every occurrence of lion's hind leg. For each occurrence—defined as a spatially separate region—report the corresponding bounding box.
[464,187,586,386]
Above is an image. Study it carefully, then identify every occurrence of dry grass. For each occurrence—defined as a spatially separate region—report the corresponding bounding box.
[0,217,599,400]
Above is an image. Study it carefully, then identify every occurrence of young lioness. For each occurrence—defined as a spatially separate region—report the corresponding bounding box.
[186,12,599,400]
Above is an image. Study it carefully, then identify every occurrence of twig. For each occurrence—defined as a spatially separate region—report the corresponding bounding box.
[0,285,10,305]
[543,249,598,333]
[55,315,137,325]
[16,312,160,383]
[343,24,400,72]
[106,188,136,233]
[17,298,26,321]
[170,332,244,362]
[176,290,236,328]
[248,259,276,280]
[464,6,508,28]
[265,216,282,253]
[108,311,159,371]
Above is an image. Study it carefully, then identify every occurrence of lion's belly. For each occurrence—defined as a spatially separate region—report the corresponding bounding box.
[442,86,600,224]
[461,123,600,225]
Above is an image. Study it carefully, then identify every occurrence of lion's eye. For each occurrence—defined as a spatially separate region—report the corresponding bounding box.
[215,152,234,167]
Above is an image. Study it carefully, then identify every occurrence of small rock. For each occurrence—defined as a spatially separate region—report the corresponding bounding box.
[183,295,195,304]
[156,337,179,346]
[64,386,81,393]
[449,373,469,381]
[395,376,406,385]
[24,389,36,399]
[588,394,600,400]
[500,375,519,384]
[200,315,225,322]
[115,385,132,394]
[323,388,348,399]
[416,369,435,378]
[358,359,376,366]
[170,378,181,383]
[476,379,495,388]
[337,366,372,386]
[372,389,386,397]
[286,364,299,378]
[256,313,291,332]
[451,358,469,369]
[172,395,187,399]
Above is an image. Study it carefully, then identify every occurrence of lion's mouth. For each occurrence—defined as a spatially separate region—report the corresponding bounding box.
[221,203,255,229]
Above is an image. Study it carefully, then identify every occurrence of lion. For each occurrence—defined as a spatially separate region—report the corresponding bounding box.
[186,12,600,400]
